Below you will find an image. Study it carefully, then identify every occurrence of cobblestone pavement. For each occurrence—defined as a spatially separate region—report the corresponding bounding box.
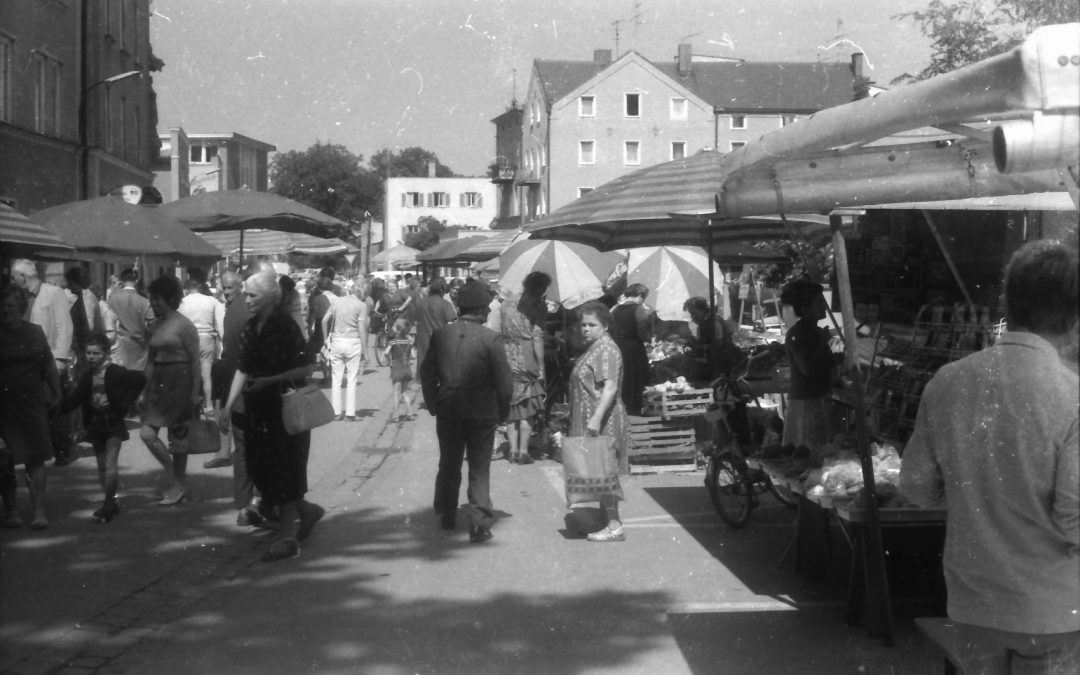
[0,376,402,675]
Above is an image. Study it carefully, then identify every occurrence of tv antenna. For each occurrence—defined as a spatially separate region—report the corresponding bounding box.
[612,2,645,57]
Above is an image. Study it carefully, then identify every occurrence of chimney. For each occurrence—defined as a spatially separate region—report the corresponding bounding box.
[850,53,869,100]
[677,43,692,77]
[427,160,436,177]
[593,49,612,64]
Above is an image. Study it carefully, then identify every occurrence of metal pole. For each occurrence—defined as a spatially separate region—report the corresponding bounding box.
[833,227,895,644]
[921,210,975,307]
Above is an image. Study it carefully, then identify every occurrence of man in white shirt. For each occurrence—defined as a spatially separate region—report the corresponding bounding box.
[178,278,225,412]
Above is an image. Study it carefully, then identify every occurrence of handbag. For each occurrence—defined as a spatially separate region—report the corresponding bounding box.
[168,408,221,455]
[561,435,623,507]
[281,382,335,435]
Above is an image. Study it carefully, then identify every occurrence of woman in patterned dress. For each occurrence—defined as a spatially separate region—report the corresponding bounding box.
[220,272,323,562]
[568,301,628,542]
[499,271,551,464]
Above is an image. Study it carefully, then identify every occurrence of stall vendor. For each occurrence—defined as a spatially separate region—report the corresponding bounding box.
[683,297,742,381]
[778,280,834,448]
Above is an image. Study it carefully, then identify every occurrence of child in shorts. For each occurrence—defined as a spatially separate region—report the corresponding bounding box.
[60,333,146,522]
[385,319,416,421]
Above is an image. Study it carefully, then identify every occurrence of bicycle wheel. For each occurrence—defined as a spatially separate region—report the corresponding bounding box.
[706,451,752,528]
[373,331,389,366]
[769,479,800,509]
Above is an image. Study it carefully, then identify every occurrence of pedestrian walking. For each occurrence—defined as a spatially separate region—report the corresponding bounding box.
[413,276,456,369]
[386,319,416,421]
[900,240,1079,674]
[139,276,201,507]
[220,272,324,562]
[323,280,369,421]
[178,277,225,414]
[420,278,512,543]
[498,271,550,464]
[106,268,152,372]
[0,285,61,530]
[59,333,145,523]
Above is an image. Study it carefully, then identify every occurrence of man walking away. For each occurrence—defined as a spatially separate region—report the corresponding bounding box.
[900,239,1079,675]
[420,279,511,543]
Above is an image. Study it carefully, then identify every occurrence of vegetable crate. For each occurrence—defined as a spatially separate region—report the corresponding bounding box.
[641,388,714,419]
[627,415,698,463]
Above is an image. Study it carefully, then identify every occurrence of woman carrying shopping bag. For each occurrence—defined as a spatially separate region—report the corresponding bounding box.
[565,301,628,543]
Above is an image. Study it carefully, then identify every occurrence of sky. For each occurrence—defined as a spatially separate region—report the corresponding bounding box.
[149,0,935,177]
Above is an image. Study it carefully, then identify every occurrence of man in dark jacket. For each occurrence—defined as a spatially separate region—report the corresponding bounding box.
[420,278,512,543]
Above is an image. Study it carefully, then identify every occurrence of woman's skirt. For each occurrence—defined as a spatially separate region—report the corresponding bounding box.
[244,389,310,505]
[141,362,194,428]
[782,396,834,448]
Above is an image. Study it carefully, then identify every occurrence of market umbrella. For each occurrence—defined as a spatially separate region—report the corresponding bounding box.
[525,151,830,250]
[454,229,525,262]
[30,196,222,262]
[414,236,488,265]
[626,246,726,321]
[0,202,74,255]
[370,243,421,270]
[198,229,356,257]
[498,239,625,309]
[159,190,350,259]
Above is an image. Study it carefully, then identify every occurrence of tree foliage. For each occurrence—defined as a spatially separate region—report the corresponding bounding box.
[369,147,457,179]
[893,0,1079,82]
[403,215,446,251]
[269,142,381,226]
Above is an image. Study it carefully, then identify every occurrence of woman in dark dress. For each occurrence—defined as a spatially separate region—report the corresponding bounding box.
[610,283,652,415]
[0,286,61,530]
[221,272,323,562]
[779,279,834,448]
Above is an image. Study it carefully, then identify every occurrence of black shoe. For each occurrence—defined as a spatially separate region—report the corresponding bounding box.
[93,500,120,523]
[469,526,493,543]
[439,511,456,530]
[236,508,264,527]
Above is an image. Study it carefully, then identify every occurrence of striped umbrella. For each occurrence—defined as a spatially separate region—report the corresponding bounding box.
[498,239,625,309]
[627,246,726,321]
[0,202,74,253]
[525,151,829,249]
[370,243,421,269]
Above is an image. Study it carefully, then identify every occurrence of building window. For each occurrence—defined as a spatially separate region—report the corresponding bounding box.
[189,143,219,164]
[624,92,640,117]
[671,142,686,160]
[782,114,798,126]
[730,141,746,151]
[579,95,595,117]
[430,192,450,207]
[461,192,482,208]
[579,140,595,165]
[623,141,641,165]
[0,34,12,123]
[32,51,61,136]
[730,114,746,129]
[239,145,256,190]
[578,187,594,198]
[670,97,687,120]
[402,192,422,207]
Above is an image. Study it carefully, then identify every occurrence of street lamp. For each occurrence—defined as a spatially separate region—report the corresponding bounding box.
[79,70,144,199]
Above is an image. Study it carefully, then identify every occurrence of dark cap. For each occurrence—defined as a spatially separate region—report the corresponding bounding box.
[455,278,494,309]
[318,267,336,279]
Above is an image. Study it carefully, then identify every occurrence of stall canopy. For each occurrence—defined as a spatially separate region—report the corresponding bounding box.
[455,229,526,262]
[498,239,625,309]
[0,202,74,255]
[370,243,421,269]
[160,190,350,237]
[414,236,488,265]
[30,196,222,262]
[198,229,357,256]
[626,246,725,321]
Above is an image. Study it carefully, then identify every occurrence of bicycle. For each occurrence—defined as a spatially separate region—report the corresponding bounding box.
[370,307,405,367]
[703,364,797,528]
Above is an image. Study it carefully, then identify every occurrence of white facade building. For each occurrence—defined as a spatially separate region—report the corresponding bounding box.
[384,175,497,249]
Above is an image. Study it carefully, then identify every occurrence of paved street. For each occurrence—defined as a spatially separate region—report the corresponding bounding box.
[2,371,941,674]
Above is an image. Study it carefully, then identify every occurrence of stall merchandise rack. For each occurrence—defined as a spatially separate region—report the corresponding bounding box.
[866,304,994,444]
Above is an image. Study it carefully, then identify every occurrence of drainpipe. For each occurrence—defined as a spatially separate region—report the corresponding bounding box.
[713,106,720,151]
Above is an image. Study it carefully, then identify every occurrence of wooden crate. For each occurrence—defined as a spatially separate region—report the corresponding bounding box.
[641,388,714,419]
[627,415,698,463]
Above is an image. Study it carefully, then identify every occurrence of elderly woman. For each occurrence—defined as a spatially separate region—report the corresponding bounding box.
[568,301,629,543]
[221,272,323,562]
[498,271,551,464]
[0,286,61,530]
[140,276,201,506]
[611,283,653,415]
[779,279,834,448]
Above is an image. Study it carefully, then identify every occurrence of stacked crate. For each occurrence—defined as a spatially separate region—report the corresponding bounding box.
[630,388,713,463]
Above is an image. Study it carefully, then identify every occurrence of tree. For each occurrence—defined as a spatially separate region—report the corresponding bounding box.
[403,215,446,251]
[369,147,457,179]
[270,142,381,225]
[893,0,1079,82]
